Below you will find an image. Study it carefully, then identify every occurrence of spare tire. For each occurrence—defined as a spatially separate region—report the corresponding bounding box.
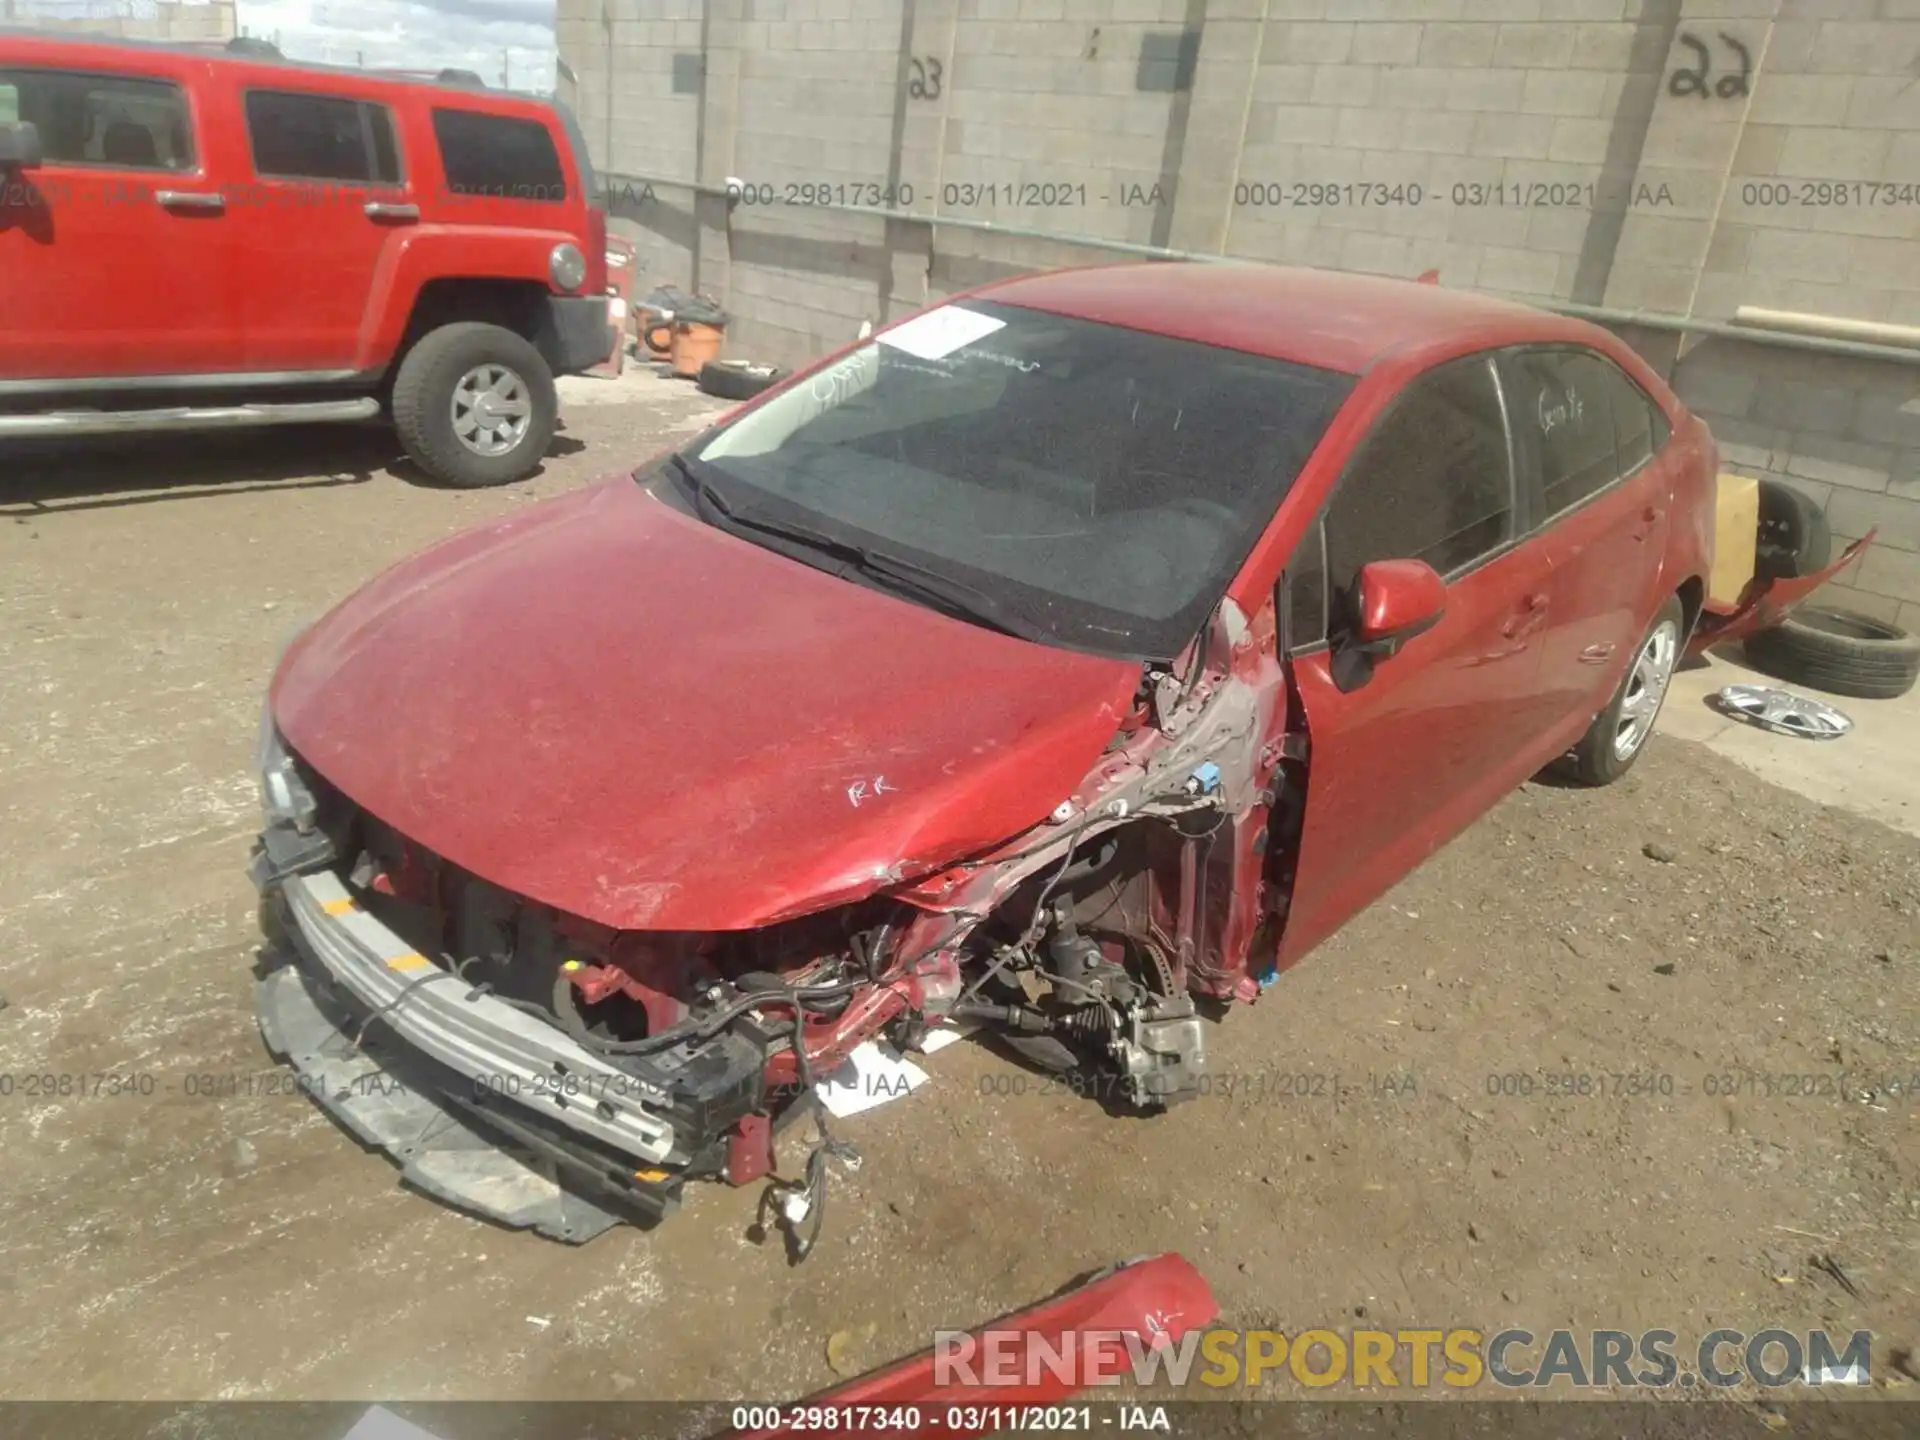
[698,358,788,401]
[1744,605,1920,700]
[1754,478,1832,580]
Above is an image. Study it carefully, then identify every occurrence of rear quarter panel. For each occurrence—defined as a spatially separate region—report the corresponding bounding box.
[1665,409,1719,623]
[1577,333,1715,620]
[355,226,573,370]
[356,92,599,370]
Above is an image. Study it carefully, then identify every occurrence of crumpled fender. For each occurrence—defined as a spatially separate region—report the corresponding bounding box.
[1687,531,1875,656]
[725,1253,1218,1438]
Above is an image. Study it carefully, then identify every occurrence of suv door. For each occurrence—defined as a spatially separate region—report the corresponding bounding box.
[1275,353,1558,966]
[0,59,242,379]
[1499,346,1675,741]
[228,85,410,371]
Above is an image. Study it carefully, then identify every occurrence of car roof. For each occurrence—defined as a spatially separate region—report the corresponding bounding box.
[981,261,1605,377]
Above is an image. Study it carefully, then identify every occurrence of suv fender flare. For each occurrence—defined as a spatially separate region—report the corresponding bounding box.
[357,233,569,373]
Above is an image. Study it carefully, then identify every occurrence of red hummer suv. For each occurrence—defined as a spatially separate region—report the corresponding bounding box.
[0,31,611,487]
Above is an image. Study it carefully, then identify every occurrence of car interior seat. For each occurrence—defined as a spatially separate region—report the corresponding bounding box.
[101,120,158,168]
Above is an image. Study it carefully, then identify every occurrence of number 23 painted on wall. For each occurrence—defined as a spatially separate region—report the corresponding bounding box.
[908,56,943,100]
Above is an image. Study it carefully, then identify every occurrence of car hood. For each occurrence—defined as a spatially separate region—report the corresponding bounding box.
[271,476,1142,932]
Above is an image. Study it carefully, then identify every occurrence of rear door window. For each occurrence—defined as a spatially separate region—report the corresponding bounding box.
[245,90,402,184]
[432,107,566,201]
[1608,366,1669,473]
[1504,349,1624,518]
[1323,354,1515,598]
[0,67,194,171]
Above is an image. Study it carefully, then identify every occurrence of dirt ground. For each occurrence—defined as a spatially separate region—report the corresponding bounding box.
[1,373,1916,1415]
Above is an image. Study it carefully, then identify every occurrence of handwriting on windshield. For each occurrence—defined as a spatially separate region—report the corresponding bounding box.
[809,354,872,406]
[847,775,897,807]
[967,350,1041,373]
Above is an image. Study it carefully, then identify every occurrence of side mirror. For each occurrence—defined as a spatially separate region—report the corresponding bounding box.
[0,121,43,169]
[1329,558,1446,692]
[1351,558,1447,655]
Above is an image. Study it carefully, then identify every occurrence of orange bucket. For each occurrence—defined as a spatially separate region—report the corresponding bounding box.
[670,321,725,378]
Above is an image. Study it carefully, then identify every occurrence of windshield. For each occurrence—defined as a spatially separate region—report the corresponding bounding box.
[675,299,1355,662]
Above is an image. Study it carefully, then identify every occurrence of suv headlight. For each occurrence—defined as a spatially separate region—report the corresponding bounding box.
[256,699,318,833]
[549,242,587,292]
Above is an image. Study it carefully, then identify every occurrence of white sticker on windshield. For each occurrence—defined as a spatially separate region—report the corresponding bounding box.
[876,304,1007,361]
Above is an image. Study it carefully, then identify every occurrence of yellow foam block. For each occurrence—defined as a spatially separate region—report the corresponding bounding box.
[1709,472,1760,610]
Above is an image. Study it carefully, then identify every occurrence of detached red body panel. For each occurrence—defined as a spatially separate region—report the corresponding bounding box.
[272,476,1140,932]
[728,1254,1219,1439]
[1688,532,1876,655]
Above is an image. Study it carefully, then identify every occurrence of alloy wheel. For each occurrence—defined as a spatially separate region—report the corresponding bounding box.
[451,363,533,458]
[1613,619,1679,761]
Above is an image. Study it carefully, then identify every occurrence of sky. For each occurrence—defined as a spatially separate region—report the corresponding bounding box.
[235,0,558,92]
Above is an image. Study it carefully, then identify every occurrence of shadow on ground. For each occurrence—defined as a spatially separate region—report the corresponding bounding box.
[0,423,586,514]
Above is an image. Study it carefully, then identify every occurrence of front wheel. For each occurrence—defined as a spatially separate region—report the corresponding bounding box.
[1560,595,1685,786]
[391,322,558,488]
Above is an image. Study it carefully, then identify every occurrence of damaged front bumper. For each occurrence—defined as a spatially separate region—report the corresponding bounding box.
[273,869,676,1164]
[254,856,700,1242]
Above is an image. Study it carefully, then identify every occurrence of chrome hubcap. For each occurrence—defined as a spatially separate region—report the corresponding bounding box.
[451,364,532,457]
[1715,684,1853,740]
[1614,619,1678,760]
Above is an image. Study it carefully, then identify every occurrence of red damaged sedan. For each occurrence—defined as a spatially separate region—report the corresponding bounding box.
[252,262,1746,1246]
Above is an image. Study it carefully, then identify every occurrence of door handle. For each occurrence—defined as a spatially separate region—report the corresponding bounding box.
[155,190,226,213]
[364,201,420,221]
[1633,505,1663,540]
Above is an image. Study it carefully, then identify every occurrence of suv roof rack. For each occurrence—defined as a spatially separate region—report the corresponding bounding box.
[369,66,489,89]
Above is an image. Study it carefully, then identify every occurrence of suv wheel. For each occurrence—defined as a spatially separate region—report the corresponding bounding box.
[391,322,558,487]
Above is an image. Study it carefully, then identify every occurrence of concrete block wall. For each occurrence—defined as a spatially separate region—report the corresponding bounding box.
[1201,5,1653,300]
[564,0,1920,622]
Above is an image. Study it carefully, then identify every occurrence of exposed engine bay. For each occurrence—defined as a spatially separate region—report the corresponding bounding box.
[252,598,1303,1254]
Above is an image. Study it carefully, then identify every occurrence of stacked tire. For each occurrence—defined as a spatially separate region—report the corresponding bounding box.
[697,359,788,401]
[1739,478,1919,699]
[1746,606,1920,700]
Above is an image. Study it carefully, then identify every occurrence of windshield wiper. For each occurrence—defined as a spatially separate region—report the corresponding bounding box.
[663,453,1036,641]
[855,548,1039,642]
[726,507,1037,641]
[661,451,735,524]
